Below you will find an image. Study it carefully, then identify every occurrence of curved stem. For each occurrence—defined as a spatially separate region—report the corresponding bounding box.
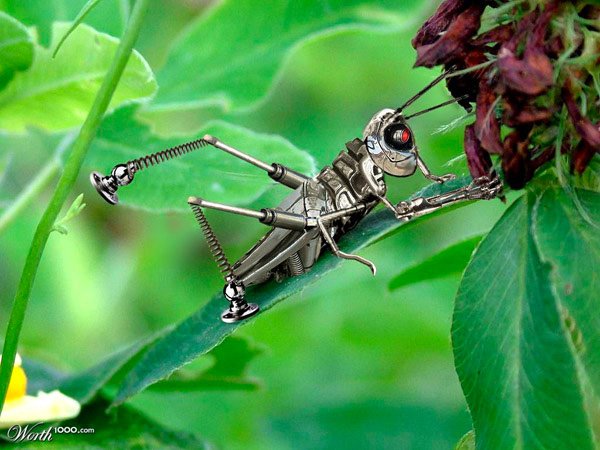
[0,0,151,413]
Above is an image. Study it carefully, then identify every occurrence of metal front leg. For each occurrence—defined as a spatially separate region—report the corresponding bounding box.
[395,176,503,221]
[416,151,456,184]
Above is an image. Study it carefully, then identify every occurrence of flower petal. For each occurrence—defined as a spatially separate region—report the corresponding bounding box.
[464,124,493,179]
[475,81,504,154]
[414,4,486,68]
[501,128,533,189]
[502,98,554,127]
[412,0,471,48]
[562,81,600,151]
[572,141,598,174]
[0,391,81,429]
[497,47,553,96]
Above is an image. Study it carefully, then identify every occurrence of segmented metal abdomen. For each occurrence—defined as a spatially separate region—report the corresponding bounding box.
[190,203,234,282]
[130,139,208,171]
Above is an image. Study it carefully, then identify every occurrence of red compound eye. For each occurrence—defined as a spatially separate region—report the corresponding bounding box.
[401,128,410,143]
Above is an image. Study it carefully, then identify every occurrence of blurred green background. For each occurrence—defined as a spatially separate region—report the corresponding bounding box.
[0,0,509,448]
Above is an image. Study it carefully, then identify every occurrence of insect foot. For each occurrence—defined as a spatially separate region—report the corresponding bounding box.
[430,173,457,184]
[221,281,259,323]
[90,164,134,205]
[467,176,503,200]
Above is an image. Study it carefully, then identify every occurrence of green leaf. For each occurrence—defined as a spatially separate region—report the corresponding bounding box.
[58,335,160,405]
[0,11,33,89]
[455,431,475,450]
[52,0,108,58]
[534,188,600,399]
[452,193,596,450]
[150,336,263,392]
[24,334,159,405]
[576,155,600,193]
[0,0,128,46]
[111,177,477,405]
[148,0,417,113]
[50,193,86,235]
[86,106,316,211]
[0,22,156,133]
[11,400,209,449]
[388,235,482,291]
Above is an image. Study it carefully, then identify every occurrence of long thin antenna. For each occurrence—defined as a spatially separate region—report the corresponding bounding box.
[396,66,455,112]
[404,95,469,120]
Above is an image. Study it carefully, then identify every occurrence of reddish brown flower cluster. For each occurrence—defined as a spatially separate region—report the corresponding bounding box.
[413,0,600,189]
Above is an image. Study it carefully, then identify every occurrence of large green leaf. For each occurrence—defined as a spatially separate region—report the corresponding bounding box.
[0,22,156,133]
[11,400,209,449]
[534,188,600,399]
[148,0,417,113]
[111,177,479,405]
[388,235,482,291]
[0,12,33,89]
[150,336,263,392]
[0,0,127,46]
[22,333,160,405]
[452,193,596,449]
[86,106,316,211]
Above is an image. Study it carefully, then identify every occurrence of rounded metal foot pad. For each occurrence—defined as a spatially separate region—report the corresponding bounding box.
[91,172,118,205]
[221,303,260,323]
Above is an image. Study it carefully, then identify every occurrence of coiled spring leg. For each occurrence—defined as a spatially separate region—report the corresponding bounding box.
[189,202,259,323]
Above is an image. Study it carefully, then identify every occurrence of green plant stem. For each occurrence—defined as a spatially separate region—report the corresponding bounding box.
[0,0,150,414]
[0,160,60,234]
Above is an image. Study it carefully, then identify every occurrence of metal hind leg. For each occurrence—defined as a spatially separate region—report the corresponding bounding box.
[188,200,259,323]
[203,135,309,189]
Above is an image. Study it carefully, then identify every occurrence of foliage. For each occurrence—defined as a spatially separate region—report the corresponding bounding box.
[453,187,599,449]
[0,22,156,133]
[0,11,33,90]
[0,0,597,449]
[388,235,482,291]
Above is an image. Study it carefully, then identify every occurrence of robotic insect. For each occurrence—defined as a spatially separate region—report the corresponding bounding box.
[91,70,502,323]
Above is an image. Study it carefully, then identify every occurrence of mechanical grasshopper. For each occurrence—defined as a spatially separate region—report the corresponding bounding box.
[91,70,502,323]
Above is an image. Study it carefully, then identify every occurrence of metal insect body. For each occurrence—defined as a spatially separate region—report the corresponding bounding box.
[91,71,502,323]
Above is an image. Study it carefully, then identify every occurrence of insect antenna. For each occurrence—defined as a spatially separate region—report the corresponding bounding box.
[404,95,469,120]
[396,66,456,112]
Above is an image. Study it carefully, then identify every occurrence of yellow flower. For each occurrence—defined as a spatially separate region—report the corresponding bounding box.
[0,354,81,429]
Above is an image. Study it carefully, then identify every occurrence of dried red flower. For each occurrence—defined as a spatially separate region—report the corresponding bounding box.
[464,124,493,178]
[502,98,554,127]
[475,81,503,154]
[562,81,600,150]
[502,128,533,189]
[414,4,486,68]
[412,0,472,48]
[413,0,600,186]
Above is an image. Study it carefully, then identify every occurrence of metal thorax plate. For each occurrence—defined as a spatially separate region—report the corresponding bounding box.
[363,109,418,177]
